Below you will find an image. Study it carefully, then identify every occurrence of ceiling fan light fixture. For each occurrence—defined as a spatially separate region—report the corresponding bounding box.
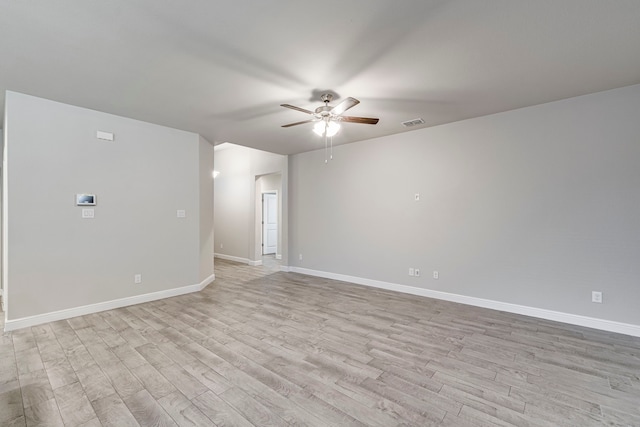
[326,121,340,137]
[313,120,341,137]
[313,121,325,136]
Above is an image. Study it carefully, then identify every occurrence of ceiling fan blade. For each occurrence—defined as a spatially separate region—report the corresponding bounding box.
[340,116,379,125]
[280,104,314,115]
[331,97,360,115]
[281,119,315,128]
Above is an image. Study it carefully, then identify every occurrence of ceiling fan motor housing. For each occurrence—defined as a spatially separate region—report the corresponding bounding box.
[315,106,332,116]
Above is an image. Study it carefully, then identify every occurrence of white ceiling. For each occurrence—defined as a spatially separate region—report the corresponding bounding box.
[2,1,640,155]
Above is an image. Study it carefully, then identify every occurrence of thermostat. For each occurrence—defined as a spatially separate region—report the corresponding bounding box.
[76,194,96,206]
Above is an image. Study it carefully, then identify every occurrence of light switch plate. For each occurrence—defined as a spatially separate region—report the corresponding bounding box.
[177,210,186,218]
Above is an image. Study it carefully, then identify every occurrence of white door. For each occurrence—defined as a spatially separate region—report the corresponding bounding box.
[262,193,277,255]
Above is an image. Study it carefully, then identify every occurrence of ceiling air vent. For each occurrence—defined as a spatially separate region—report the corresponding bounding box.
[401,118,425,127]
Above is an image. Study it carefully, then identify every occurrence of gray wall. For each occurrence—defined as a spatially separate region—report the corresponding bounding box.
[213,145,252,260]
[4,91,213,321]
[289,84,640,326]
[214,144,287,263]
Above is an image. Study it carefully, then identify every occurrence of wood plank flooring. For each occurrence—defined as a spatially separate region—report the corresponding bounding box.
[2,258,640,426]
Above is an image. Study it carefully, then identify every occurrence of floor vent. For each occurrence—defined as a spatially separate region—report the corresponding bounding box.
[401,118,425,127]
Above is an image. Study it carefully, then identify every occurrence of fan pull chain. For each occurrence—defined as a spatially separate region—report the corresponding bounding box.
[324,133,328,164]
[330,135,333,160]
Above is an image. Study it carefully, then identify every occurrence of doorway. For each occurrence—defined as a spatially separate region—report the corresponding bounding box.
[262,192,277,255]
[255,172,282,263]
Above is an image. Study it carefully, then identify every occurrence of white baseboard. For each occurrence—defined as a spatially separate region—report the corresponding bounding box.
[199,273,216,290]
[290,267,640,338]
[215,253,262,266]
[275,254,282,260]
[4,274,215,332]
[279,265,291,272]
[215,253,250,264]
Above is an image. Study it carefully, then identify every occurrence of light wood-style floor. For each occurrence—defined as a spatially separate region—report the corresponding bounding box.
[2,258,640,426]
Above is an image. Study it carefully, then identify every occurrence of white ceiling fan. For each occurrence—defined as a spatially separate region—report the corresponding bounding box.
[280,93,379,136]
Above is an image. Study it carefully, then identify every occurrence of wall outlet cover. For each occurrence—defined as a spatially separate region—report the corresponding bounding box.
[592,291,603,303]
[96,130,114,141]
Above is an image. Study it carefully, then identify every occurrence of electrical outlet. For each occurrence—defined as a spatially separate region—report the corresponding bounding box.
[299,253,303,261]
[592,291,602,303]
[220,243,223,249]
[414,269,420,277]
[134,274,142,284]
[409,268,414,276]
[433,270,439,279]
